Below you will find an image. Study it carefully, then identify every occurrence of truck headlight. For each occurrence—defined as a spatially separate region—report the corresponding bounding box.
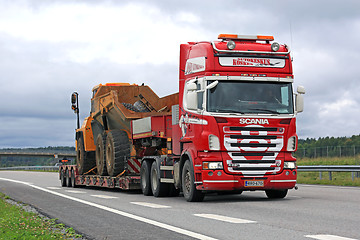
[209,134,220,150]
[287,136,297,151]
[203,162,223,170]
[284,161,296,169]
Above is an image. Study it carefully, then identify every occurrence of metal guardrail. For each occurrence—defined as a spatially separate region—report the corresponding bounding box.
[297,165,360,181]
[0,152,76,158]
[0,166,59,171]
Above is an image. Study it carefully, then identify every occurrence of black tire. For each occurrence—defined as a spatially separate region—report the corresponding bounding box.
[66,168,72,187]
[134,100,150,112]
[122,103,139,112]
[140,160,152,196]
[182,160,204,202]
[76,136,96,174]
[106,130,130,177]
[265,189,288,199]
[96,134,108,176]
[71,168,77,188]
[60,169,67,187]
[151,161,169,197]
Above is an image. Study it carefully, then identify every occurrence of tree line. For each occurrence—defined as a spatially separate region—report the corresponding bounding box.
[296,135,360,158]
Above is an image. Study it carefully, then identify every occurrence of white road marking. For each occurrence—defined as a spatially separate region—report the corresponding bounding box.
[47,187,61,190]
[131,202,171,209]
[306,235,358,240]
[91,195,118,199]
[194,214,256,224]
[65,190,86,194]
[0,177,217,240]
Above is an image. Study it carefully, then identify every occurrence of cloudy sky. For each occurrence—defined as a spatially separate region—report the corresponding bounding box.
[0,0,359,148]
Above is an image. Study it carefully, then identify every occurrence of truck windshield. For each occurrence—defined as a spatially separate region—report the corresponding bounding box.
[207,80,294,114]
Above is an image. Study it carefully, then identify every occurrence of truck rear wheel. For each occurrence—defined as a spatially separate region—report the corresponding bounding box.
[96,134,108,176]
[140,160,152,196]
[150,161,169,197]
[106,130,130,177]
[265,189,288,199]
[76,136,96,174]
[182,160,204,202]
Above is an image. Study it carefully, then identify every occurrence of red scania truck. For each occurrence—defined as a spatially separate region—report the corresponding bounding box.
[60,34,305,202]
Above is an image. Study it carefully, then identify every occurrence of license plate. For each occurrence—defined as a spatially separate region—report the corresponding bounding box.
[245,180,264,187]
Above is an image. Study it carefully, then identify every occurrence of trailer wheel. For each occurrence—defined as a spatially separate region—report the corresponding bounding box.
[150,161,169,197]
[134,100,150,112]
[106,130,130,177]
[96,134,108,176]
[71,168,77,188]
[182,160,204,202]
[265,189,288,199]
[140,160,152,196]
[76,136,96,174]
[60,169,67,187]
[66,168,72,187]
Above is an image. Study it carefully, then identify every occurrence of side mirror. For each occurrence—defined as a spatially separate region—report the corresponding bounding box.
[297,85,305,94]
[295,86,305,113]
[295,94,304,113]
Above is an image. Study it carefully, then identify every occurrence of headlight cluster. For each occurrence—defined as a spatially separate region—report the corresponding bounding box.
[284,161,296,169]
[203,162,223,170]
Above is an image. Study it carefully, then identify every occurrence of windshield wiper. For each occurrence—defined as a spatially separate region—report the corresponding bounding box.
[248,108,279,114]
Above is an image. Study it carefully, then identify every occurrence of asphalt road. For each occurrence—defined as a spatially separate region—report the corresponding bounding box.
[0,171,359,240]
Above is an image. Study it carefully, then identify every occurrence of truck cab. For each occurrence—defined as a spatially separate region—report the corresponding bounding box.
[176,34,305,200]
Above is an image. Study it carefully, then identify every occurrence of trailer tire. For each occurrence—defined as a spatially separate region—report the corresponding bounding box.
[150,161,169,197]
[66,168,72,187]
[182,160,204,202]
[140,160,152,196]
[76,136,96,174]
[265,189,288,199]
[106,130,130,177]
[60,169,67,187]
[96,134,108,176]
[71,168,77,188]
[134,100,150,112]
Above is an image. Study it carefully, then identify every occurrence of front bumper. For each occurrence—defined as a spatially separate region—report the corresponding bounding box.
[196,168,297,191]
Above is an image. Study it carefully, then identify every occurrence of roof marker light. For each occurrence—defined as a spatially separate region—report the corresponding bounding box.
[218,34,274,41]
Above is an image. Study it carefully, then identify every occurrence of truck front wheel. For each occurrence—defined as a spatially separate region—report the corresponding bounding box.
[182,160,204,202]
[265,189,288,199]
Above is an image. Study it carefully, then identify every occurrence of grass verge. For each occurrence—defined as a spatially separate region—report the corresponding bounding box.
[0,192,83,239]
[297,156,360,187]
